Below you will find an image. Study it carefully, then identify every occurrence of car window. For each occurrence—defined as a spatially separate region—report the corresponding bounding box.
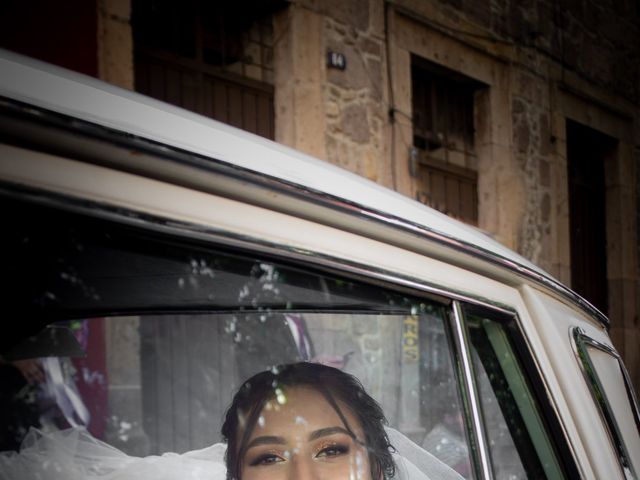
[0,195,583,479]
[573,328,640,479]
[0,196,473,478]
[465,307,567,480]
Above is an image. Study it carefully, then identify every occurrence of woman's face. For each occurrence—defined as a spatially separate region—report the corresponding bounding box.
[240,386,372,480]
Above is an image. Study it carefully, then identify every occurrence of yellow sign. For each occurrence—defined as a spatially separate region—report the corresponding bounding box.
[402,316,419,363]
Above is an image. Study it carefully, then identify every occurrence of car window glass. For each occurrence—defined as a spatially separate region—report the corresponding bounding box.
[0,198,472,479]
[471,347,526,476]
[465,309,566,480]
[574,329,640,479]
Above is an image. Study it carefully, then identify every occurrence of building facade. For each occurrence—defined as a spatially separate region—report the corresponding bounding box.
[2,0,639,391]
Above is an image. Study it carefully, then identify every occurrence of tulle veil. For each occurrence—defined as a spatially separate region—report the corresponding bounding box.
[0,426,463,480]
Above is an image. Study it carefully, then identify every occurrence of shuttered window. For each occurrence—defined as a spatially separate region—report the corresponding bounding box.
[411,56,483,225]
[132,0,281,139]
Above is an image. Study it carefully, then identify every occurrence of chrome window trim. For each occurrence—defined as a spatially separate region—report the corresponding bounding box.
[0,99,610,330]
[0,181,515,315]
[571,327,640,480]
[508,316,588,480]
[0,182,585,478]
[451,300,495,480]
[461,304,584,480]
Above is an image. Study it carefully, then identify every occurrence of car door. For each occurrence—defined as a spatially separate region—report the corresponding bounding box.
[0,154,582,479]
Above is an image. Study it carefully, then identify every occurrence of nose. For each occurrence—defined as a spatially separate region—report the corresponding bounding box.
[288,456,319,480]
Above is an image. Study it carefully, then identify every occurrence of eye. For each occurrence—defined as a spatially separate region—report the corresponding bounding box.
[249,452,286,466]
[316,443,350,458]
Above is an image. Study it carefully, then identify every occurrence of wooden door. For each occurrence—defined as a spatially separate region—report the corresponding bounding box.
[567,120,615,314]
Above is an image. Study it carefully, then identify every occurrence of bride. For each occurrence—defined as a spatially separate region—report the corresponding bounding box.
[0,363,462,480]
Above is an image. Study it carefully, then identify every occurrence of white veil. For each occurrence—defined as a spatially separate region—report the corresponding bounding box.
[0,427,463,480]
[386,427,464,480]
[0,428,226,480]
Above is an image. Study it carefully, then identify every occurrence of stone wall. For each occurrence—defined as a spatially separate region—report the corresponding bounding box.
[434,0,639,104]
[511,71,552,269]
[273,0,638,289]
[274,0,393,185]
[97,0,133,89]
[637,146,640,334]
[391,0,639,388]
[324,13,388,183]
[94,0,640,390]
[388,0,638,288]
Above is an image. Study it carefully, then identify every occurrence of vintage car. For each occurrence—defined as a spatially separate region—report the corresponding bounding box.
[0,49,639,480]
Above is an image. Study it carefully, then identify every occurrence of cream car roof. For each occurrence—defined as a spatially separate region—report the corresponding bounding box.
[0,49,549,278]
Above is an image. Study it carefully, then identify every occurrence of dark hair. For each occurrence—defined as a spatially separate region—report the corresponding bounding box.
[221,362,396,480]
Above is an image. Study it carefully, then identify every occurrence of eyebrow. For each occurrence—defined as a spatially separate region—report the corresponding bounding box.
[246,435,287,449]
[246,426,353,450]
[308,426,353,441]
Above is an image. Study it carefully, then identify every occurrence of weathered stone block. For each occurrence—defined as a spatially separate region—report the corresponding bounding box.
[363,146,380,181]
[327,42,370,90]
[98,11,133,89]
[539,113,551,155]
[309,0,370,31]
[512,97,526,114]
[326,100,340,118]
[514,121,531,154]
[341,103,371,143]
[462,0,492,28]
[540,159,550,187]
[541,192,551,223]
[359,36,381,57]
[365,57,383,95]
[274,5,327,159]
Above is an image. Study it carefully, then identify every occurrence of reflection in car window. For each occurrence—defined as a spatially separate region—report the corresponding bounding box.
[0,198,471,478]
[466,309,566,480]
